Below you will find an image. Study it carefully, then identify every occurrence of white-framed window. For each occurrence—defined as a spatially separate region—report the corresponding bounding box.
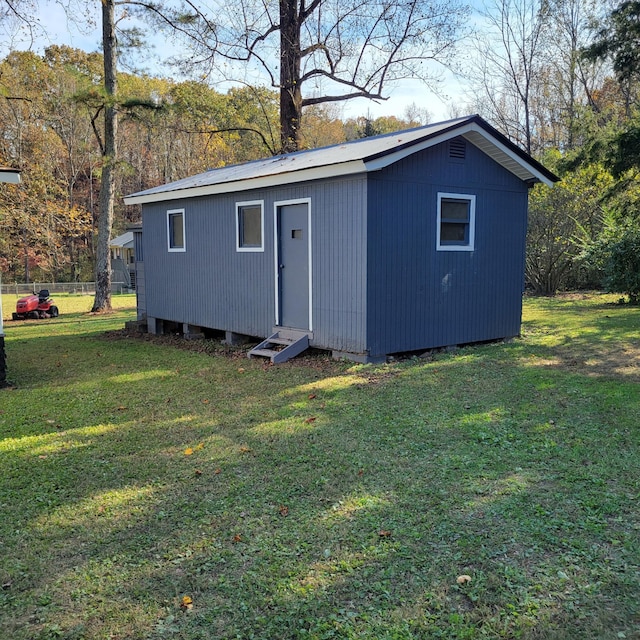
[167,208,186,252]
[236,200,264,252]
[436,193,476,252]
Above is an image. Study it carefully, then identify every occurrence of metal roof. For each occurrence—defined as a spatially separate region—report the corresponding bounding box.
[124,115,558,206]
[110,231,134,248]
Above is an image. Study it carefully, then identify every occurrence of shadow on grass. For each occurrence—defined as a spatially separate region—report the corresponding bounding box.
[1,308,639,640]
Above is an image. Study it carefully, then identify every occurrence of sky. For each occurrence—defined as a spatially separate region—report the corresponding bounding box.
[2,0,472,123]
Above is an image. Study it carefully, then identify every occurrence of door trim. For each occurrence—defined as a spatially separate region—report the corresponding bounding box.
[273,198,312,331]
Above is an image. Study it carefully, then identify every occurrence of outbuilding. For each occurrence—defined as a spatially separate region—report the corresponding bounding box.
[110,230,136,290]
[124,115,558,363]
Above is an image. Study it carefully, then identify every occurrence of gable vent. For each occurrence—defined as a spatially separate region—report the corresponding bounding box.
[449,138,466,160]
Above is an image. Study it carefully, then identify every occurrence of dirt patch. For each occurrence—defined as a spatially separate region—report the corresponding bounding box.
[530,342,640,382]
[101,328,344,372]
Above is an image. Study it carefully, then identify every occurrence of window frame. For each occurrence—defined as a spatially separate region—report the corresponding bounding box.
[436,193,476,252]
[236,200,265,252]
[167,208,186,252]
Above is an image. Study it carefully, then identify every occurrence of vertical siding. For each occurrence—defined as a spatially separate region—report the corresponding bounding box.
[309,179,368,353]
[133,231,146,321]
[142,176,369,352]
[366,138,529,357]
[143,193,272,337]
[141,136,531,358]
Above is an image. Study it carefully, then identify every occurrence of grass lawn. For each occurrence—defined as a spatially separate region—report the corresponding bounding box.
[0,293,638,639]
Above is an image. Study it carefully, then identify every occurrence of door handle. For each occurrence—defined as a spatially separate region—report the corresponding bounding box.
[279,264,285,269]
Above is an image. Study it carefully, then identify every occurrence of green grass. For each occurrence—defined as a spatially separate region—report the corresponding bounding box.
[0,293,638,639]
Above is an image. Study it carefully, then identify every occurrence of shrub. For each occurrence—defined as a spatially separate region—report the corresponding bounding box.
[603,229,640,304]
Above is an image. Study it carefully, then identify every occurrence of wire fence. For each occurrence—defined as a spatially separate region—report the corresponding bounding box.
[0,282,132,296]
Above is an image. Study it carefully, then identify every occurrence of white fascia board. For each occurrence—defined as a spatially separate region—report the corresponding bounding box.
[462,127,556,187]
[364,122,556,187]
[124,159,367,205]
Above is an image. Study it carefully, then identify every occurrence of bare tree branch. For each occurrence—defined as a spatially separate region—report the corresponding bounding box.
[133,0,469,151]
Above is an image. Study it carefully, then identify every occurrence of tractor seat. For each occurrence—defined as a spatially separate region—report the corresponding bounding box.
[38,289,50,301]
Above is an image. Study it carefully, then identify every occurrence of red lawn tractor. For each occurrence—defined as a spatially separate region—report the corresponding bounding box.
[12,290,59,320]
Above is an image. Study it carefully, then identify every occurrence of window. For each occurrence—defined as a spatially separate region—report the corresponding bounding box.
[437,193,475,251]
[167,209,185,252]
[236,201,264,252]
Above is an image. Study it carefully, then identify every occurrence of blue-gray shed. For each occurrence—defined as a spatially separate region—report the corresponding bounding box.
[124,114,558,363]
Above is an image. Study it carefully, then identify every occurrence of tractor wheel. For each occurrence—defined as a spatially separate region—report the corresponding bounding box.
[49,306,59,318]
[12,313,18,321]
[29,311,39,319]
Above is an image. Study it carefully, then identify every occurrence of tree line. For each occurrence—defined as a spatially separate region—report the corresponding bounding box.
[1,0,639,303]
[0,45,427,285]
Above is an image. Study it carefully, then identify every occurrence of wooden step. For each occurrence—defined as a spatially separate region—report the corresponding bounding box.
[248,331,310,363]
[267,337,296,346]
[250,348,281,358]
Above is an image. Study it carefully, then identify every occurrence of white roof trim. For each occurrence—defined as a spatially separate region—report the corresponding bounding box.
[463,126,555,186]
[124,159,367,205]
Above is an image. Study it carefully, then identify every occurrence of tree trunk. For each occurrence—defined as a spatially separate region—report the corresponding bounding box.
[279,0,302,153]
[92,0,118,312]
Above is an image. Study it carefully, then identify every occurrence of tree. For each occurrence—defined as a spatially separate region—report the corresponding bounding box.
[0,50,94,283]
[89,0,119,312]
[0,0,39,48]
[580,212,640,304]
[602,228,640,303]
[134,0,469,152]
[42,46,103,281]
[543,0,604,150]
[583,0,640,115]
[526,160,613,294]
[466,0,550,155]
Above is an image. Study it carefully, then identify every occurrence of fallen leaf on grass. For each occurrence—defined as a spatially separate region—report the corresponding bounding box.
[304,416,317,424]
[232,534,243,543]
[183,442,204,456]
[180,595,193,610]
[378,530,392,538]
[201,399,210,404]
[2,581,12,590]
[214,468,222,475]
[239,446,251,453]
[194,469,203,476]
[279,505,289,517]
[456,575,472,585]
[308,393,317,400]
[357,469,364,476]
[117,406,127,411]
